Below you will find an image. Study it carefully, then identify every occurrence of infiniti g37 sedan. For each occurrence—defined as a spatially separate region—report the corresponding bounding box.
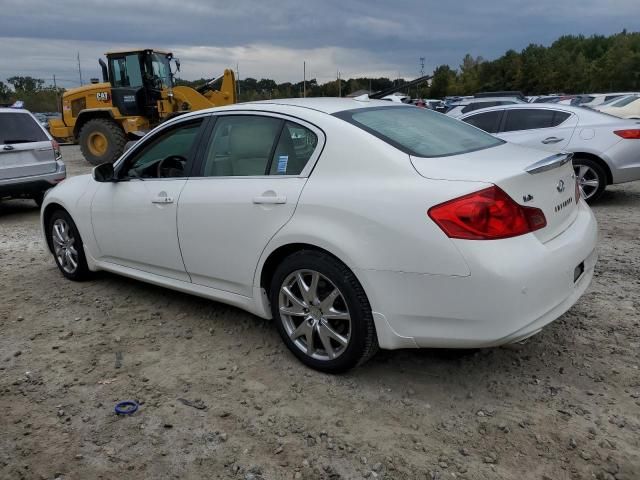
[41,99,598,372]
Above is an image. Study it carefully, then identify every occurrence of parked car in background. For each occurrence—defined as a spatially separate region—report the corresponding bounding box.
[445,96,526,118]
[33,112,50,130]
[459,103,640,201]
[41,98,597,372]
[596,94,640,119]
[0,108,66,206]
[578,93,635,108]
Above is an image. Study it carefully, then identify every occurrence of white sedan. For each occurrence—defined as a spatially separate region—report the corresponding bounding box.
[459,103,640,201]
[41,98,597,372]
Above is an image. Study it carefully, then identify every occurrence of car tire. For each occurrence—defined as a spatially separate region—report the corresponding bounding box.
[573,157,607,203]
[79,118,127,166]
[269,250,378,372]
[48,209,91,281]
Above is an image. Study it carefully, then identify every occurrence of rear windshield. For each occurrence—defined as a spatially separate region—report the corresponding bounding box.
[0,112,48,144]
[334,106,503,157]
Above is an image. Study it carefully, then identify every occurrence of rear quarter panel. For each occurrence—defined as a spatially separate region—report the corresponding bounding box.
[259,118,478,285]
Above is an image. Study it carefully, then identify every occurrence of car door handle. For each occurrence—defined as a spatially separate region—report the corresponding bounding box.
[541,137,564,144]
[151,195,174,204]
[253,195,287,204]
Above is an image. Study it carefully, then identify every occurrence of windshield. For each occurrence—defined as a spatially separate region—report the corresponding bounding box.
[146,53,172,89]
[335,106,503,158]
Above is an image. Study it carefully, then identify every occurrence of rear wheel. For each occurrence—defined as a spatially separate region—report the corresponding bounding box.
[79,118,127,166]
[48,210,90,281]
[573,157,606,203]
[270,250,378,372]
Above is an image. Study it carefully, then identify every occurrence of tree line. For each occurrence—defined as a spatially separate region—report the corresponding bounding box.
[2,30,638,112]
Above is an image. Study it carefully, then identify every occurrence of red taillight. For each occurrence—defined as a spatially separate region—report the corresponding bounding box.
[428,186,547,240]
[614,129,640,139]
[51,139,61,160]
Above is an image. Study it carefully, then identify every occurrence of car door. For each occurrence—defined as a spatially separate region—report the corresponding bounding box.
[90,117,205,281]
[496,108,577,151]
[177,113,323,297]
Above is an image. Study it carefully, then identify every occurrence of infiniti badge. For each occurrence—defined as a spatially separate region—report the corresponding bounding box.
[556,179,565,193]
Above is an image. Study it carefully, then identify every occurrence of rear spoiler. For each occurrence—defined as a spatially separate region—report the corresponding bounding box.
[525,153,573,174]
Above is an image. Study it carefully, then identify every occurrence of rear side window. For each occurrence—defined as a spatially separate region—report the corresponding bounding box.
[462,111,503,134]
[201,115,283,176]
[335,106,503,158]
[502,109,569,132]
[0,112,48,144]
[268,121,318,175]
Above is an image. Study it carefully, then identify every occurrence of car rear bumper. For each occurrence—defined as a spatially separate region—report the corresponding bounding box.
[0,160,66,196]
[357,200,598,350]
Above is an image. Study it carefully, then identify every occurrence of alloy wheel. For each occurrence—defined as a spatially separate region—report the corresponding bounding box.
[574,164,600,200]
[52,218,79,274]
[278,269,351,361]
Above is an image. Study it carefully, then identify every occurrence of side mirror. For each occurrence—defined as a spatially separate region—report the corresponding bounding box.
[93,162,115,182]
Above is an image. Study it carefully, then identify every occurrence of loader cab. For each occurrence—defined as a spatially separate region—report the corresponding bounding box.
[105,49,174,122]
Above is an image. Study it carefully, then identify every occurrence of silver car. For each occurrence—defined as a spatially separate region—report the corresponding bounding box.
[459,103,640,202]
[0,108,66,206]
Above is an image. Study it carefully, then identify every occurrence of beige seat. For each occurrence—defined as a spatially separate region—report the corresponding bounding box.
[228,121,280,176]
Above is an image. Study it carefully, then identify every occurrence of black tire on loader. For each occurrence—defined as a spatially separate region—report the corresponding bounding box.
[78,118,127,165]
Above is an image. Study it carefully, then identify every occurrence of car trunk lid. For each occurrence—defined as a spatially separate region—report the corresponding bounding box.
[0,111,57,180]
[1,141,57,180]
[410,142,579,243]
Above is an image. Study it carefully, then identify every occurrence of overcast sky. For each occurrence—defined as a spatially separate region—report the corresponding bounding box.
[0,0,636,88]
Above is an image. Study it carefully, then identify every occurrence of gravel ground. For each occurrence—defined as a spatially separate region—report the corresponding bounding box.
[1,146,639,480]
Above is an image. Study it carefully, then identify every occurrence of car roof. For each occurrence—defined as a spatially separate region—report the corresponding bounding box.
[178,97,410,118]
[451,97,523,105]
[0,107,31,114]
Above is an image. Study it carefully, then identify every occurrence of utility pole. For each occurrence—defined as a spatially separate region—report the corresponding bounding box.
[337,70,341,97]
[77,52,83,86]
[53,74,59,112]
[303,61,306,98]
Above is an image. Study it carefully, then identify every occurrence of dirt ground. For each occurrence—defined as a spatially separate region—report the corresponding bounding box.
[1,146,639,480]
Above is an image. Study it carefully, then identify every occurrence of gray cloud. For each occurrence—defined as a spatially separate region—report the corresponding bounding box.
[0,0,635,87]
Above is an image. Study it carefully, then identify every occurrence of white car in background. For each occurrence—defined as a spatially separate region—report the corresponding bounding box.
[596,94,640,119]
[459,103,640,201]
[41,99,597,372]
[579,92,637,109]
[446,97,526,118]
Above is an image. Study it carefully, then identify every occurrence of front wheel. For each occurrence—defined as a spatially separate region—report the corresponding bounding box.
[48,210,91,281]
[78,118,127,166]
[573,157,606,203]
[269,250,378,372]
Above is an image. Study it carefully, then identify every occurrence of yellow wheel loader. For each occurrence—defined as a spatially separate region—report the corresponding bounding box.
[48,49,236,165]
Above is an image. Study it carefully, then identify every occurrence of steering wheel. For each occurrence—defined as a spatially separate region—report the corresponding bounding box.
[156,155,187,178]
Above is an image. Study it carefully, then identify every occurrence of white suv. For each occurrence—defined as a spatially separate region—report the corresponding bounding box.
[0,108,66,206]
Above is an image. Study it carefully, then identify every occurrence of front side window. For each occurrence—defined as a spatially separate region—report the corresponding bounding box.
[120,119,202,178]
[462,111,503,134]
[336,106,503,158]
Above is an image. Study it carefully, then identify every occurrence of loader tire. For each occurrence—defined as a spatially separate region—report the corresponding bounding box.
[79,118,127,166]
